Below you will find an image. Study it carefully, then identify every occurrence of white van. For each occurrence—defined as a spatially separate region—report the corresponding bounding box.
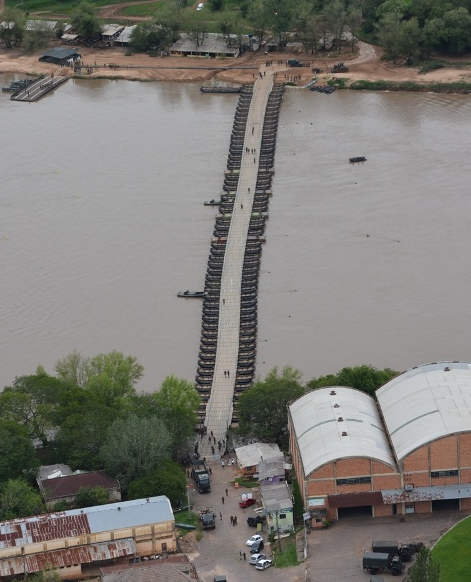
[197,2,204,9]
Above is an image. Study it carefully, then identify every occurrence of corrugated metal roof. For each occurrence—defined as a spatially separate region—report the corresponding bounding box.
[235,443,282,469]
[260,482,292,512]
[289,388,396,477]
[0,539,135,576]
[170,33,239,56]
[258,458,285,481]
[114,26,137,44]
[376,362,471,462]
[37,464,73,481]
[0,496,173,550]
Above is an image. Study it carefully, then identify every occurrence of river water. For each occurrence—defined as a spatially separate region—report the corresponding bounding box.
[1,75,470,390]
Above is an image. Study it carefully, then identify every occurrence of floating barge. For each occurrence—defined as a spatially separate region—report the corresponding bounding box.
[200,86,242,94]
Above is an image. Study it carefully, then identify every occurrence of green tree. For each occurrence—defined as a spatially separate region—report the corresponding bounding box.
[152,376,200,460]
[376,12,423,63]
[294,2,322,54]
[0,8,26,48]
[0,371,67,447]
[130,22,171,52]
[71,2,102,44]
[128,460,186,507]
[0,479,45,520]
[424,8,471,54]
[0,420,39,481]
[156,5,184,44]
[266,0,295,49]
[74,486,110,508]
[101,415,171,488]
[237,366,305,447]
[248,0,271,48]
[24,20,54,51]
[323,0,348,53]
[307,365,398,396]
[408,546,440,582]
[55,350,143,404]
[53,392,118,470]
[13,569,62,582]
[209,0,224,11]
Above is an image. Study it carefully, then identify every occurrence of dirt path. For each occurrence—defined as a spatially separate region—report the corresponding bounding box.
[1,43,470,87]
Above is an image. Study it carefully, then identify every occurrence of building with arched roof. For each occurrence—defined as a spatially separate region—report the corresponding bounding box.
[289,362,471,524]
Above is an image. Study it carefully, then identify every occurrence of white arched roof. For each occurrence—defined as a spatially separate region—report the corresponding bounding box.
[289,387,396,478]
[377,361,471,462]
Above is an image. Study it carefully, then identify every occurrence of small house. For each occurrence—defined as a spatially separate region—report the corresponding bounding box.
[37,465,120,509]
[260,481,294,534]
[235,442,282,477]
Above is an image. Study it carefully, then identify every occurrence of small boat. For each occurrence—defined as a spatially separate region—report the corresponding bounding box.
[177,290,205,298]
[204,199,220,206]
[304,78,318,89]
[349,156,367,163]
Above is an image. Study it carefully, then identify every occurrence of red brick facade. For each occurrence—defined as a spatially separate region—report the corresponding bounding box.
[290,418,471,520]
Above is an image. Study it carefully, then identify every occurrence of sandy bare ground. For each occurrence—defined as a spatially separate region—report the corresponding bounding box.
[1,41,470,87]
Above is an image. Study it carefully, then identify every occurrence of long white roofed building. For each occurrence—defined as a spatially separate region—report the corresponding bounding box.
[289,362,471,524]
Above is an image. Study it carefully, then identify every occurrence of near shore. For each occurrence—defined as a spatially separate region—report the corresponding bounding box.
[1,41,471,89]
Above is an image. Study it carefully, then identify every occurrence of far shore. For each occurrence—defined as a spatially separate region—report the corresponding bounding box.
[1,42,471,91]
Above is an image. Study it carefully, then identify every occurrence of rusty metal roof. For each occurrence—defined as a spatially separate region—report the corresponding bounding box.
[0,496,173,551]
[0,539,135,577]
[377,362,471,462]
[289,388,396,477]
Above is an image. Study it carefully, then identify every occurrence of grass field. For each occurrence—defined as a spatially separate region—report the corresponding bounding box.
[432,515,471,582]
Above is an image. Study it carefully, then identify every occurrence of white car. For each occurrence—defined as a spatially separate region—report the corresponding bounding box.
[246,534,263,547]
[196,2,204,9]
[255,559,273,570]
[249,553,266,565]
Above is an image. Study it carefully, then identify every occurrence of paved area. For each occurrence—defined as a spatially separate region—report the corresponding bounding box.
[190,460,465,582]
[202,72,275,449]
[191,459,302,582]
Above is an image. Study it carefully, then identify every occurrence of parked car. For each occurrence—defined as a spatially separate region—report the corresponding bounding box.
[255,559,273,570]
[250,540,264,553]
[196,2,204,9]
[239,498,257,508]
[246,535,263,547]
[249,553,266,565]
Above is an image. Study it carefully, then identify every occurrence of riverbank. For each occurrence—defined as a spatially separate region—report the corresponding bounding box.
[1,42,471,90]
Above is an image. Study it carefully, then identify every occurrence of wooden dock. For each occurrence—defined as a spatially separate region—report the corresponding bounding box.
[10,75,68,102]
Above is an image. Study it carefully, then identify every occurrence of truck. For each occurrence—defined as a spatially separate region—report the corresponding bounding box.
[362,552,404,575]
[372,540,414,562]
[191,459,211,493]
[287,59,303,67]
[199,509,216,529]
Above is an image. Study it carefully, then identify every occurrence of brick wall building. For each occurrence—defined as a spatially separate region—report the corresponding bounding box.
[289,362,471,524]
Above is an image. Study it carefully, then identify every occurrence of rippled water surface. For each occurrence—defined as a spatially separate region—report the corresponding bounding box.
[1,76,471,389]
